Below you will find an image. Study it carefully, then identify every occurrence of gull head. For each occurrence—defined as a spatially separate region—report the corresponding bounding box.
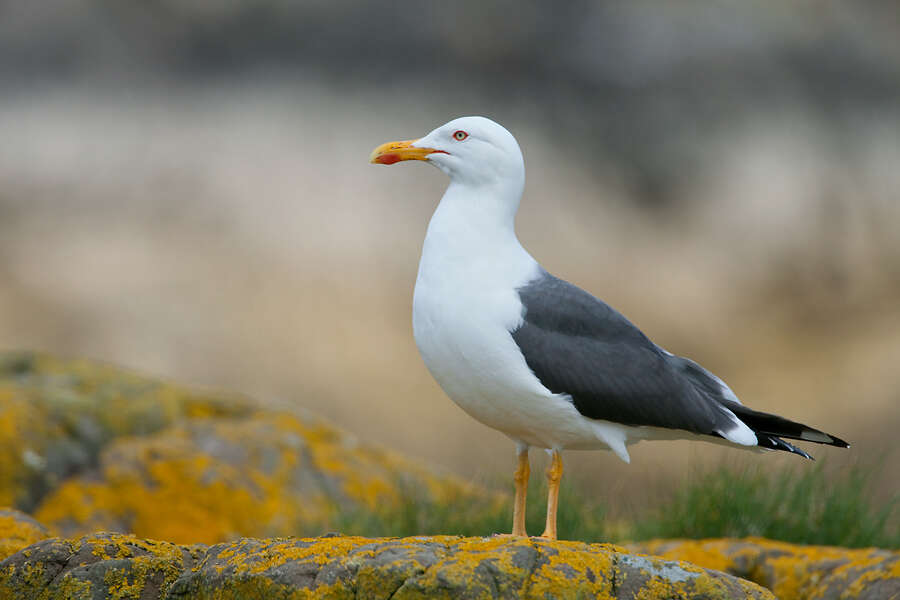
[370,116,524,188]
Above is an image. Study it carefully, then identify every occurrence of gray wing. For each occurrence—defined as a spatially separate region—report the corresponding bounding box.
[510,271,739,436]
[510,271,850,455]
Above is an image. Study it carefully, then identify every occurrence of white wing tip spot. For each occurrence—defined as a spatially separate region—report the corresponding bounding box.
[800,430,833,443]
[716,415,757,446]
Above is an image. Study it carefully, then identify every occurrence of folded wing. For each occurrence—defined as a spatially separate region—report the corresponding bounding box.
[510,271,848,457]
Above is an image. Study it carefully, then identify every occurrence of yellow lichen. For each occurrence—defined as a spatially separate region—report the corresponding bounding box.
[35,429,331,545]
[0,351,256,517]
[34,409,490,546]
[528,539,617,600]
[0,533,808,599]
[220,535,375,575]
[632,539,734,574]
[632,537,900,600]
[0,510,50,561]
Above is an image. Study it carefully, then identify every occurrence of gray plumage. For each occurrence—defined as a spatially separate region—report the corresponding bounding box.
[510,271,849,458]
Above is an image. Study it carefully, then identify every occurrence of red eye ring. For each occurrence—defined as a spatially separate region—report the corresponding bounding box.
[453,130,468,141]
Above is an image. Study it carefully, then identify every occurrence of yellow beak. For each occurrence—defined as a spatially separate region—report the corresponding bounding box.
[369,139,444,165]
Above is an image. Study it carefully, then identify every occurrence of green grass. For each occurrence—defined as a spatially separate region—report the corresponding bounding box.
[327,461,898,549]
[632,461,899,548]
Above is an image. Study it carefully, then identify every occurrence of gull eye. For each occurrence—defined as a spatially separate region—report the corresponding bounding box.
[453,130,468,141]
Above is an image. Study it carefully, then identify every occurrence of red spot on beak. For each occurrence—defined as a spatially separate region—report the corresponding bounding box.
[375,153,401,165]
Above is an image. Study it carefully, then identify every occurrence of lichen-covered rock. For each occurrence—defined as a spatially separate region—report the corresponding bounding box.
[1,533,774,599]
[0,532,205,599]
[33,414,487,544]
[0,508,51,561]
[630,537,900,600]
[0,351,255,511]
[0,351,491,545]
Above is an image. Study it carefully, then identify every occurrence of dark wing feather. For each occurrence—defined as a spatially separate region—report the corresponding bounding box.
[511,271,850,456]
[510,272,735,436]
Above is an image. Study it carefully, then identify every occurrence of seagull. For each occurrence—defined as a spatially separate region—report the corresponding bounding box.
[369,116,849,540]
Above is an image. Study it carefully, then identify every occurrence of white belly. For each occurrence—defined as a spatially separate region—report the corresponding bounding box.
[412,258,612,451]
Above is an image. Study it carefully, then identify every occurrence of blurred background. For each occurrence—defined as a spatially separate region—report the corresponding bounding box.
[1,0,898,514]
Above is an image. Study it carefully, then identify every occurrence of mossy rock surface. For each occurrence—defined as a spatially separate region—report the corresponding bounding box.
[32,414,487,545]
[1,532,773,599]
[0,509,50,561]
[0,351,254,512]
[630,538,900,600]
[0,352,492,545]
[0,532,205,600]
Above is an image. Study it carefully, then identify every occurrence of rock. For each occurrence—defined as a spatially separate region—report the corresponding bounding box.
[629,537,900,600]
[0,351,492,545]
[0,351,254,511]
[33,414,489,544]
[0,508,51,561]
[0,532,205,599]
[1,533,774,599]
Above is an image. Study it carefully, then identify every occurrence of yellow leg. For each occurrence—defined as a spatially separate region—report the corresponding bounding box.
[540,450,563,540]
[511,446,529,536]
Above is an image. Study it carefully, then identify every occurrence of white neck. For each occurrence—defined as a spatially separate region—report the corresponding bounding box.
[416,177,537,293]
[429,178,520,252]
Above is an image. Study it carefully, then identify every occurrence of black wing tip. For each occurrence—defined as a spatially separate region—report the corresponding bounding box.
[827,435,851,449]
[800,430,850,449]
[751,423,851,450]
[755,429,850,459]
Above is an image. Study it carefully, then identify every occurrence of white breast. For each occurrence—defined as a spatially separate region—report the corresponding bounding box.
[411,187,608,450]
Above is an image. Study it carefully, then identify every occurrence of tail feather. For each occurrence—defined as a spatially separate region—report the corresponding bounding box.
[721,399,850,457]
